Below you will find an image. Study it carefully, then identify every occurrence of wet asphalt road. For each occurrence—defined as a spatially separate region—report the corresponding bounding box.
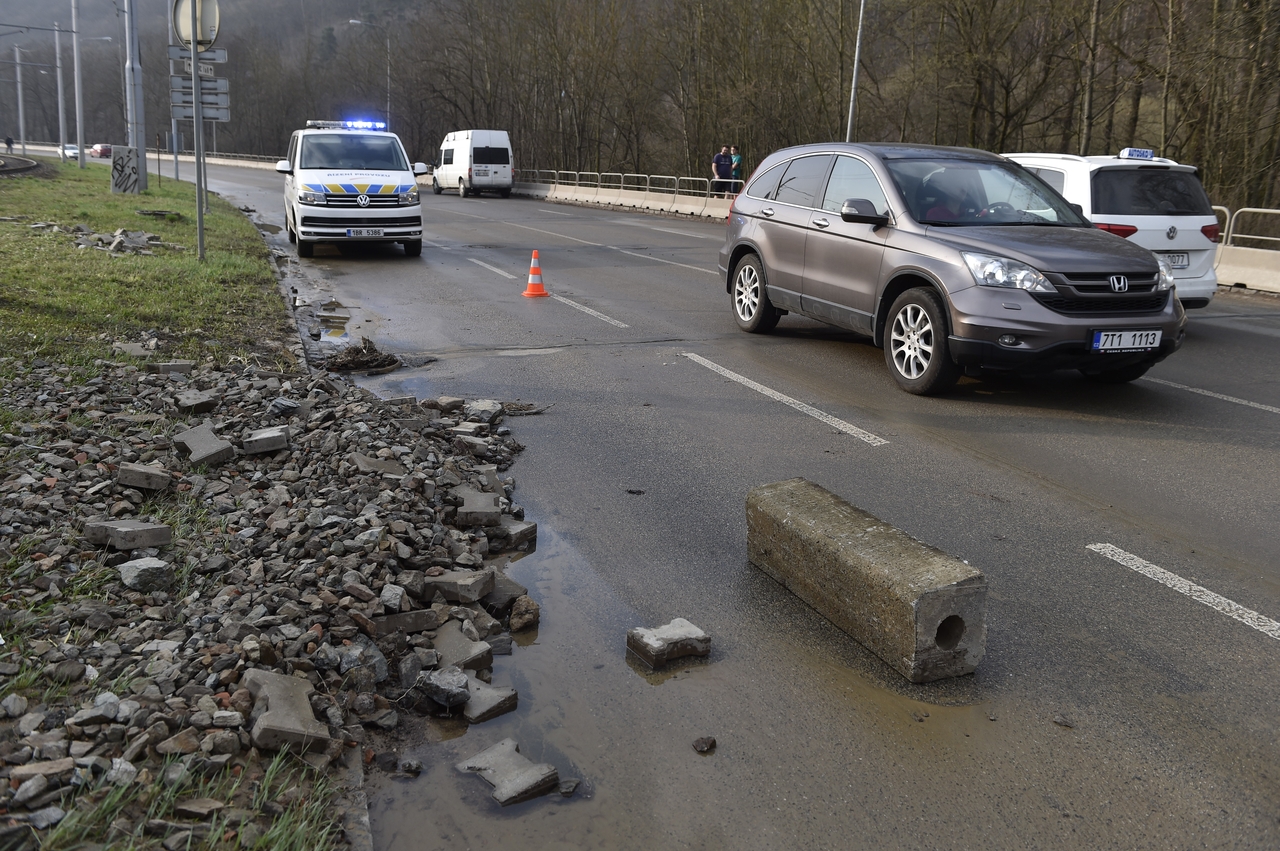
[185,159,1280,849]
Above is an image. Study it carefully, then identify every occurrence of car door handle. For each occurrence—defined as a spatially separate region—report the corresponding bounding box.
[761,208,775,218]
[813,218,830,229]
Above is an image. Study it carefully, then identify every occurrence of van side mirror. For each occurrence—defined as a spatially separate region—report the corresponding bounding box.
[275,160,292,174]
[413,162,428,176]
[840,198,890,227]
[1069,203,1083,216]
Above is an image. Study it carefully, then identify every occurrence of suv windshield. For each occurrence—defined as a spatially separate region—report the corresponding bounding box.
[886,158,1086,226]
[299,134,408,170]
[1091,168,1213,216]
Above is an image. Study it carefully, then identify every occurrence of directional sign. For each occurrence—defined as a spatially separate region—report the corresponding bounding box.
[171,104,229,122]
[171,75,228,92]
[180,58,216,78]
[173,0,220,50]
[168,45,226,63]
[171,90,230,108]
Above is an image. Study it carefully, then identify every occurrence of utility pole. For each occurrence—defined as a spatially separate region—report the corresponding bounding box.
[72,0,84,167]
[123,0,146,189]
[190,0,205,260]
[14,45,24,156]
[55,23,66,162]
[844,0,867,143]
[167,4,179,179]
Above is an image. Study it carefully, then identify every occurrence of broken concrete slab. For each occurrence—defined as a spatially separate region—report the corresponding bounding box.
[173,423,234,467]
[448,422,488,438]
[746,478,988,683]
[418,567,494,603]
[174,389,220,415]
[371,608,442,637]
[145,361,195,374]
[84,519,172,550]
[436,396,465,413]
[242,426,289,454]
[240,669,330,752]
[433,620,493,670]
[481,572,528,617]
[456,489,501,527]
[464,399,504,423]
[116,461,171,491]
[499,515,537,547]
[456,738,558,806]
[382,395,416,406]
[348,453,405,476]
[414,666,470,707]
[462,675,517,724]
[118,557,173,592]
[626,618,711,669]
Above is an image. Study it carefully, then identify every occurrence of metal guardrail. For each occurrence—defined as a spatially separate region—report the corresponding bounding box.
[515,168,742,198]
[1224,207,1280,248]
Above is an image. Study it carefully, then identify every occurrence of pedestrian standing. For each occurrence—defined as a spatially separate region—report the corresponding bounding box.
[730,145,744,194]
[4,136,12,155]
[711,145,733,196]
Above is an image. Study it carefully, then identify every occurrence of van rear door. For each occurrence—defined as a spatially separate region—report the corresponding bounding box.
[470,130,512,188]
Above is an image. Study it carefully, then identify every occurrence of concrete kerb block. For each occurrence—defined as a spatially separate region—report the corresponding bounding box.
[462,674,517,723]
[174,389,220,415]
[456,489,501,527]
[433,620,493,670]
[116,461,171,491]
[240,669,330,753]
[144,361,195,374]
[242,426,290,454]
[456,738,558,806]
[418,568,495,604]
[173,423,234,468]
[745,478,988,683]
[84,519,172,550]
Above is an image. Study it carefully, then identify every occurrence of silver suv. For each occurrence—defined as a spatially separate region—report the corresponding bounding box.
[719,143,1187,395]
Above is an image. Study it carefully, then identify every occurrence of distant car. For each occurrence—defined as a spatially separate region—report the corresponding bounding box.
[61,144,79,158]
[720,143,1186,394]
[1005,149,1221,308]
[89,143,112,158]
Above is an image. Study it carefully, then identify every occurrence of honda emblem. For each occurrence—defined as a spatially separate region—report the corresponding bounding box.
[1109,275,1129,292]
[356,194,370,207]
[1166,225,1177,240]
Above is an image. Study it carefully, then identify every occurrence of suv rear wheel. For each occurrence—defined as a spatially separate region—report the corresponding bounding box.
[458,180,468,198]
[884,288,959,395]
[732,255,780,333]
[432,177,443,195]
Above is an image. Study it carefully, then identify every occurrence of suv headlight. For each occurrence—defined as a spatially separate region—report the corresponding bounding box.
[398,186,420,205]
[962,252,1056,293]
[298,189,326,206]
[1155,256,1175,291]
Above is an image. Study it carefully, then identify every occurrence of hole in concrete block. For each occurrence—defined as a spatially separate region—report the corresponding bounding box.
[934,615,965,651]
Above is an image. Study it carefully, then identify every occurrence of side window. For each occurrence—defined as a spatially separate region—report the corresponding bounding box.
[745,161,786,200]
[287,135,298,166]
[1031,167,1066,194]
[441,148,454,166]
[774,155,832,208]
[821,156,890,216]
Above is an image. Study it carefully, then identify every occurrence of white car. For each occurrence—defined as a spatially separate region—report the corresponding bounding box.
[432,129,513,198]
[61,144,79,159]
[1005,149,1221,308]
[277,120,427,258]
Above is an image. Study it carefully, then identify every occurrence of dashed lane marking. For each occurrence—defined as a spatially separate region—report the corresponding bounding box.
[500,220,603,246]
[1140,377,1280,415]
[681,353,888,446]
[610,247,718,275]
[1087,543,1280,641]
[537,208,574,216]
[468,258,516,279]
[549,294,629,328]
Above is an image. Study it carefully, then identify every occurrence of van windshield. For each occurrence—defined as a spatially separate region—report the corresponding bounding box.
[886,158,1088,226]
[474,146,509,165]
[299,134,408,170]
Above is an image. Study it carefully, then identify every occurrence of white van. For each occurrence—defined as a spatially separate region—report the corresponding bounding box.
[277,120,427,258]
[432,130,513,198]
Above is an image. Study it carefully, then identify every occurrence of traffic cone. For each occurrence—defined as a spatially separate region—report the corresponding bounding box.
[523,250,549,298]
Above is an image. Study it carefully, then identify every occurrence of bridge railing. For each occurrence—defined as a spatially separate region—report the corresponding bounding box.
[512,167,739,219]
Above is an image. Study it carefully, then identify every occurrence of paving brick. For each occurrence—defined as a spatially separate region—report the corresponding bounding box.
[455,738,558,806]
[242,426,290,454]
[173,423,234,467]
[84,519,172,550]
[746,478,988,683]
[456,489,501,526]
[463,675,517,723]
[371,609,443,637]
[499,515,538,547]
[174,389,220,414]
[433,620,493,670]
[348,453,405,476]
[626,618,711,669]
[240,669,330,752]
[144,361,195,374]
[448,422,488,437]
[116,461,171,491]
[419,567,495,603]
[382,395,416,406]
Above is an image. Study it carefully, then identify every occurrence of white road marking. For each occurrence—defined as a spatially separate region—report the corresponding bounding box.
[537,208,574,216]
[468,258,516,279]
[681,353,888,446]
[1087,543,1280,641]
[1140,377,1280,415]
[610,247,718,275]
[648,226,719,240]
[501,220,603,246]
[549,294,629,328]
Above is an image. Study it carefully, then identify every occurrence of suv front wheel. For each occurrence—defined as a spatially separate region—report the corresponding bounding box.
[884,288,959,395]
[732,255,780,333]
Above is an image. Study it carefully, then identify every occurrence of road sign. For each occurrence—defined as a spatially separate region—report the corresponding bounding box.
[170,75,228,92]
[170,90,230,108]
[171,104,229,122]
[180,58,216,78]
[172,0,220,50]
[167,45,226,63]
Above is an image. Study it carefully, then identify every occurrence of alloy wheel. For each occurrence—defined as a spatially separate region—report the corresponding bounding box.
[890,304,934,379]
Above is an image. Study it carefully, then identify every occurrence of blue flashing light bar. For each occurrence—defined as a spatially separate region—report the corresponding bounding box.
[304,120,389,130]
[1119,147,1155,160]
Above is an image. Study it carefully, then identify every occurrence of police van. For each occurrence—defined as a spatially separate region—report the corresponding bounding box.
[431,130,513,198]
[276,120,428,257]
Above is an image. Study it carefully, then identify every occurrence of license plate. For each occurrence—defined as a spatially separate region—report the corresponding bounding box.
[346,228,383,238]
[1091,329,1162,352]
[475,169,489,177]
[1160,252,1189,269]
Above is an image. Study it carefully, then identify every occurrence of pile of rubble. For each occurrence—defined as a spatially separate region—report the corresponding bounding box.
[26,222,185,256]
[0,355,541,839]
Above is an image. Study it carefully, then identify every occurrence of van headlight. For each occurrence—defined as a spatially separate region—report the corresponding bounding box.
[298,189,326,206]
[1156,256,1175,291]
[398,186,420,205]
[962,252,1056,293]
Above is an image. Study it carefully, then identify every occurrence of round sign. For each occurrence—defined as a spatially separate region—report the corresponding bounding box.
[172,0,220,50]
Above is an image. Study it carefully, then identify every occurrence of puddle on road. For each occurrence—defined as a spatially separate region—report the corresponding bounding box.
[256,222,282,234]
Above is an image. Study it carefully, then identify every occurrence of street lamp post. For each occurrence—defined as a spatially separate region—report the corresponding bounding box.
[349,19,390,130]
[844,0,867,143]
[0,13,89,167]
[55,23,66,162]
[14,45,24,155]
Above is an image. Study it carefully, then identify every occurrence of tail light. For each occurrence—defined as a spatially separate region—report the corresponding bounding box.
[1095,222,1137,238]
[1201,224,1221,243]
